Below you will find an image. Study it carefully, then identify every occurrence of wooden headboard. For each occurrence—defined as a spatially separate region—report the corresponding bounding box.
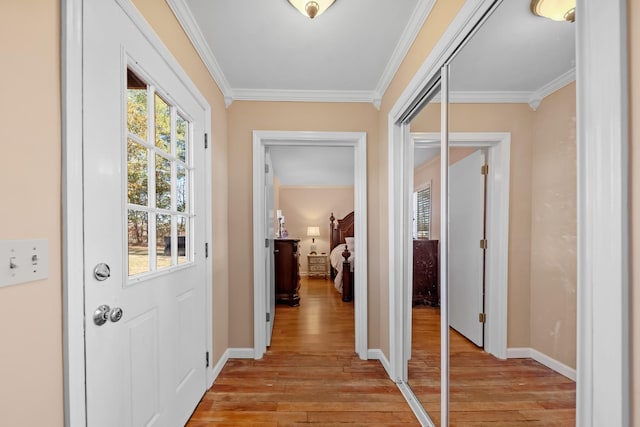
[329,211,354,252]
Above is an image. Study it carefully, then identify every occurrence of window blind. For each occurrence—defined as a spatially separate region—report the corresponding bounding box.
[415,185,431,239]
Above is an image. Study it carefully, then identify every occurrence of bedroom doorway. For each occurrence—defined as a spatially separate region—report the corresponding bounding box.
[252,131,368,360]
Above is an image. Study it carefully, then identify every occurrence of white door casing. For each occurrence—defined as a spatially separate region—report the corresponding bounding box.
[449,149,485,347]
[252,131,368,360]
[79,0,211,425]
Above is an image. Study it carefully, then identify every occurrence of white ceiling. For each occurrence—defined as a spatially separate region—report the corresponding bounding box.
[168,0,575,182]
[270,146,354,186]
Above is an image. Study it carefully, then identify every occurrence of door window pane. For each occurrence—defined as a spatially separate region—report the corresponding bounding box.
[177,164,187,213]
[155,154,171,210]
[156,214,172,270]
[155,94,171,152]
[176,114,187,162]
[177,216,188,265]
[128,210,149,275]
[127,138,148,206]
[127,70,148,140]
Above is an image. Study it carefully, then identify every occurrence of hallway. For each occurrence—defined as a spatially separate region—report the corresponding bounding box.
[186,277,418,425]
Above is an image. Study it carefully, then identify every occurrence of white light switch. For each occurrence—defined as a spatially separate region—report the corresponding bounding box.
[1,240,49,288]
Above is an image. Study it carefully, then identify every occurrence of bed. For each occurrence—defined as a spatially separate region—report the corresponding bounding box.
[329,211,355,302]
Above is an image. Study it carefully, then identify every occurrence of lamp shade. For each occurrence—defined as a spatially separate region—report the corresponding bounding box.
[287,0,335,19]
[530,0,575,22]
[307,226,320,237]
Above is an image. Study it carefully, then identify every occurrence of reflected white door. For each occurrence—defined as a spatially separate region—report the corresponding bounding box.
[83,0,207,425]
[449,150,485,347]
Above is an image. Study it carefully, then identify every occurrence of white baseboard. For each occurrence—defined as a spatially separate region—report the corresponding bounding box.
[507,347,576,381]
[210,347,255,387]
[227,347,255,359]
[367,349,392,378]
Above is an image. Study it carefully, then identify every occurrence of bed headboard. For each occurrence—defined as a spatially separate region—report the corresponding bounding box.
[329,211,354,252]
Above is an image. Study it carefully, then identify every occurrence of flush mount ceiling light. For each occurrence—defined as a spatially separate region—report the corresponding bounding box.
[530,0,575,22]
[288,0,336,19]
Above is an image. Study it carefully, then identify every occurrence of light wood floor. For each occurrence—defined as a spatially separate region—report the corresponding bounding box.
[187,278,575,426]
[409,306,576,426]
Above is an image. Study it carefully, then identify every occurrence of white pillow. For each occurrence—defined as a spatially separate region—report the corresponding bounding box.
[345,237,355,252]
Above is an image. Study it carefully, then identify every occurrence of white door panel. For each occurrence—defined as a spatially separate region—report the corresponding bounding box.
[449,149,485,347]
[83,0,207,425]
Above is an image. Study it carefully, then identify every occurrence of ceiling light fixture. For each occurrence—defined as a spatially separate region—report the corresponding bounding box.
[530,0,575,22]
[287,0,335,19]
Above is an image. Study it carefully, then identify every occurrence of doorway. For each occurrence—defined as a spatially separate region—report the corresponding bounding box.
[252,131,368,360]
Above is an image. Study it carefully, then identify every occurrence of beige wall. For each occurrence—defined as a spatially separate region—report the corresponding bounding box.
[227,101,379,348]
[277,186,354,272]
[414,147,477,241]
[529,83,577,368]
[630,0,639,424]
[0,1,63,425]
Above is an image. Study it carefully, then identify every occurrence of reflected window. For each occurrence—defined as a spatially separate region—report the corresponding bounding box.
[413,184,431,239]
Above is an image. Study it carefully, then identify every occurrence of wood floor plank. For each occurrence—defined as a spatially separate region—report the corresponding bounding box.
[187,278,575,426]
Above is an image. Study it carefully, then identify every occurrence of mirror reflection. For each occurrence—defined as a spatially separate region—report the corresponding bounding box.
[406,0,577,424]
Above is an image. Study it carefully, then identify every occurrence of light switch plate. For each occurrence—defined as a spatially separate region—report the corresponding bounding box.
[0,240,49,288]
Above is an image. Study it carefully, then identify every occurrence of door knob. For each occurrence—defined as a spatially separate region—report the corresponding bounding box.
[109,307,123,323]
[93,304,111,326]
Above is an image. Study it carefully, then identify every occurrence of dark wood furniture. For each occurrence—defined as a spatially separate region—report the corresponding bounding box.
[274,239,301,306]
[329,212,354,302]
[413,239,439,306]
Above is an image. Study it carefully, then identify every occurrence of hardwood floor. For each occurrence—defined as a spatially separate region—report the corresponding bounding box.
[409,306,576,426]
[187,277,418,426]
[187,278,575,426]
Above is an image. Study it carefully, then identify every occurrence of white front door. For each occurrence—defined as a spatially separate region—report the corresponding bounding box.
[449,149,485,347]
[83,0,208,425]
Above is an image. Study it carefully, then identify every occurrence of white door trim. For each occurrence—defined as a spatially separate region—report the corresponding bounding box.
[62,0,214,425]
[576,1,630,425]
[388,0,630,423]
[252,131,368,360]
[410,132,510,361]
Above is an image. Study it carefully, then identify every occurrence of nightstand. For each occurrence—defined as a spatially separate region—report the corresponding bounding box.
[307,254,328,279]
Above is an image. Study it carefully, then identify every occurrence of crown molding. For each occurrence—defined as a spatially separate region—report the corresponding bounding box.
[166,0,233,104]
[374,0,436,99]
[527,67,576,110]
[232,88,381,107]
[429,68,576,110]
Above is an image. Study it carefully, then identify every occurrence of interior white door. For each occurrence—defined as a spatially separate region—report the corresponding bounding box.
[83,0,207,425]
[265,150,276,346]
[449,149,485,347]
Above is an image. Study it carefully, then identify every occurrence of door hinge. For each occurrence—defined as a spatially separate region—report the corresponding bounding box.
[479,313,487,323]
[265,163,269,173]
[205,351,210,368]
[205,242,209,258]
[204,133,209,149]
[480,239,488,249]
[266,312,271,322]
[481,164,489,175]
[265,238,269,248]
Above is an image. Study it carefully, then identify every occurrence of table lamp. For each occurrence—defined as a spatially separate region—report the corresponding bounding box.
[307,226,320,254]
